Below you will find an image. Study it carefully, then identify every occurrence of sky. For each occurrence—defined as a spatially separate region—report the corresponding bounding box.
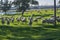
[37,0,59,6]
[1,0,60,6]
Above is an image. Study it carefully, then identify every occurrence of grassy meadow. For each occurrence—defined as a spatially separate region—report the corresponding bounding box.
[0,9,60,40]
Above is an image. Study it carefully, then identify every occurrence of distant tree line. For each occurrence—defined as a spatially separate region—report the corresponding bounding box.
[0,0,39,16]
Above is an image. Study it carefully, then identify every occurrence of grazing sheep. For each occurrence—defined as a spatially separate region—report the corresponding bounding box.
[6,18,10,25]
[56,18,60,24]
[49,18,54,20]
[42,19,48,23]
[16,18,20,22]
[29,20,32,26]
[16,16,22,22]
[29,18,33,25]
[33,16,42,22]
[21,17,26,22]
[28,16,33,25]
[16,17,20,22]
[1,18,5,24]
[28,14,34,20]
[28,14,34,25]
[42,19,54,24]
[10,18,14,23]
[57,18,60,22]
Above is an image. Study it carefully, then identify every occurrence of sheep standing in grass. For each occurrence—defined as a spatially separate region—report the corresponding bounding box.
[10,17,14,23]
[57,18,60,21]
[16,16,22,22]
[1,18,5,24]
[21,17,26,22]
[29,14,34,26]
[6,18,10,25]
[33,16,42,22]
[51,16,60,24]
[42,19,48,23]
[16,17,20,22]
[42,18,54,24]
[29,17,33,26]
[57,18,60,24]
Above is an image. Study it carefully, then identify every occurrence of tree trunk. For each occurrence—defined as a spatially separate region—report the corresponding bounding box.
[54,0,56,27]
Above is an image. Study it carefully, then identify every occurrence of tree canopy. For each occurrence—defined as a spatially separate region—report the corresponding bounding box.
[1,0,11,14]
[12,0,39,16]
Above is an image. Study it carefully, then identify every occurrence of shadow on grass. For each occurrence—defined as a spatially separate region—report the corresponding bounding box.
[0,25,60,40]
[42,24,60,28]
[3,13,22,16]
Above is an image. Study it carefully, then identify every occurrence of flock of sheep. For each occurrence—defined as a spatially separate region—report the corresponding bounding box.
[0,14,42,25]
[42,16,60,24]
[0,14,60,26]
[0,11,60,25]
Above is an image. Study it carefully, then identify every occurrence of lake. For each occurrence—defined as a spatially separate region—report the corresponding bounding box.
[0,11,17,15]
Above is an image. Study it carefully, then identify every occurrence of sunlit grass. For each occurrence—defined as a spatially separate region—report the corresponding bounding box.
[0,9,60,40]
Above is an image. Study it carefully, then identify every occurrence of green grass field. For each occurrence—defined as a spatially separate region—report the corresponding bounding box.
[0,9,60,40]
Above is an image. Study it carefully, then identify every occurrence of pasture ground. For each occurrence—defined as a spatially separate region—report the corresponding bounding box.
[0,9,60,40]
